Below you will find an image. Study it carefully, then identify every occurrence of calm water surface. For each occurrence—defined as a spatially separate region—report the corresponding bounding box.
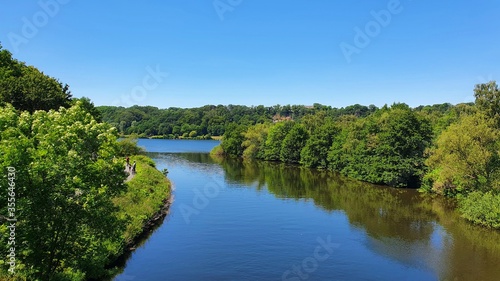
[113,139,500,281]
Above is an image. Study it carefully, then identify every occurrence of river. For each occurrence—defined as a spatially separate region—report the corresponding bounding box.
[113,139,500,281]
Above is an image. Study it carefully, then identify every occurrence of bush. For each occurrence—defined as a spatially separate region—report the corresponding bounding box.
[117,135,145,156]
[459,191,500,229]
[210,145,225,157]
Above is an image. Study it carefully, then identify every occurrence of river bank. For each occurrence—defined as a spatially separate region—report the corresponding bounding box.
[105,155,172,280]
[115,140,500,281]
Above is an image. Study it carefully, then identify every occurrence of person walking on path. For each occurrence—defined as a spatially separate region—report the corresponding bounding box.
[126,156,130,170]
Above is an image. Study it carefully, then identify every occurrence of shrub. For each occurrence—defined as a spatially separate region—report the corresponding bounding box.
[459,191,500,229]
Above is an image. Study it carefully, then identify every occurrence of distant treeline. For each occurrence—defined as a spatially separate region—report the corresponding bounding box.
[96,103,379,138]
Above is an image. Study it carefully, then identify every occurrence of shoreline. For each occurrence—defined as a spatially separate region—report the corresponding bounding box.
[105,193,174,278]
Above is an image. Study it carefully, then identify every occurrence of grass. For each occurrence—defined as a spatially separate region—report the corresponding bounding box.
[113,155,171,244]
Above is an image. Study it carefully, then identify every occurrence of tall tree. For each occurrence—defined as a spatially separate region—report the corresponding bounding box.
[0,45,72,112]
[474,81,500,126]
[242,123,270,159]
[424,113,499,195]
[0,102,126,279]
[263,121,294,161]
[221,123,247,157]
[280,123,309,163]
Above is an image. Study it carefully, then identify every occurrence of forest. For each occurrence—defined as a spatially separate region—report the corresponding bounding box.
[0,45,171,281]
[96,102,378,138]
[212,82,500,229]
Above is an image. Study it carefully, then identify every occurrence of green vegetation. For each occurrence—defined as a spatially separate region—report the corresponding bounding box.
[0,41,498,281]
[214,82,500,228]
[96,102,378,138]
[0,46,171,280]
[216,103,432,188]
[0,44,72,113]
[113,155,171,245]
[0,103,126,280]
[459,191,500,229]
[117,135,146,157]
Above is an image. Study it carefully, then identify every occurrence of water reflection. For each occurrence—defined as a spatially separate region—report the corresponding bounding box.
[215,157,500,281]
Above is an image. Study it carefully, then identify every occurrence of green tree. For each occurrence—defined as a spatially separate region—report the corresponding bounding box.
[0,45,72,112]
[72,97,102,122]
[221,123,247,157]
[474,81,500,126]
[242,123,270,159]
[0,102,127,280]
[280,123,309,163]
[328,105,431,187]
[117,134,145,157]
[424,113,499,195]
[263,121,294,161]
[300,123,338,168]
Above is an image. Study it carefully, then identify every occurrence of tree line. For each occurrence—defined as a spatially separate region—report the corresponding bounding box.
[215,82,500,229]
[96,103,378,138]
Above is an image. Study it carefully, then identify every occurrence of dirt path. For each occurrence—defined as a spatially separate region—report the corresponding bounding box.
[125,165,135,182]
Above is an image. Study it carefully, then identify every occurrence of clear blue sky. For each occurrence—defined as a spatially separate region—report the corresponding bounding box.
[1,0,499,109]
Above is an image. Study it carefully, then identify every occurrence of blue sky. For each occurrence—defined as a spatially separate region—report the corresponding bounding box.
[1,0,499,109]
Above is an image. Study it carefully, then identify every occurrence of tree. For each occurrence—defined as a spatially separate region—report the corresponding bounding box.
[117,134,145,156]
[72,97,102,122]
[474,81,500,127]
[221,123,247,157]
[280,123,309,163]
[242,123,270,159]
[0,102,127,279]
[0,45,72,112]
[327,105,431,187]
[424,113,499,195]
[300,123,339,168]
[263,121,294,161]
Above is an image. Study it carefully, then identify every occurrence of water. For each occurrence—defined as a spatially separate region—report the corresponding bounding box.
[114,139,500,281]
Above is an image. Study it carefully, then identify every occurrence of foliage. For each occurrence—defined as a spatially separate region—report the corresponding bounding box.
[241,123,270,159]
[263,121,294,161]
[0,45,72,112]
[300,123,339,168]
[280,123,309,163]
[474,81,500,126]
[459,191,500,229]
[210,145,225,158]
[117,134,145,157]
[0,102,126,280]
[71,97,102,122]
[96,103,379,138]
[424,113,499,195]
[328,104,432,187]
[220,123,247,157]
[112,155,171,244]
[219,103,433,187]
